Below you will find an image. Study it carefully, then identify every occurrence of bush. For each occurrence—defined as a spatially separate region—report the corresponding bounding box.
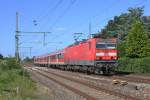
[117,57,150,73]
[0,57,37,100]
[0,70,36,100]
[0,58,21,71]
[118,41,126,57]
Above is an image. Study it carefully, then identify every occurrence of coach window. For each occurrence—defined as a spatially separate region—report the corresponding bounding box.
[61,53,64,59]
[58,53,64,59]
[57,54,60,59]
[48,56,51,60]
[51,55,56,59]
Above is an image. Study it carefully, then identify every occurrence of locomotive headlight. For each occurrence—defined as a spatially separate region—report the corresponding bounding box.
[108,53,117,56]
[96,53,104,56]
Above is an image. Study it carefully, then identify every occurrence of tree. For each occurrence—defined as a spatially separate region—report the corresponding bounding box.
[142,16,150,38]
[126,20,150,58]
[23,57,32,62]
[95,7,146,40]
[0,54,3,59]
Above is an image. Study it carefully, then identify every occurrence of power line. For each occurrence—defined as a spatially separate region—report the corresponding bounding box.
[37,0,77,45]
[134,0,147,7]
[66,0,122,38]
[49,0,77,30]
[36,0,64,23]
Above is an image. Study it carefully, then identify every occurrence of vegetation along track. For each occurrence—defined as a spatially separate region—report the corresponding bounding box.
[35,67,140,100]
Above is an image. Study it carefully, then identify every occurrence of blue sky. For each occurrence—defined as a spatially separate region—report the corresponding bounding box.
[0,0,149,58]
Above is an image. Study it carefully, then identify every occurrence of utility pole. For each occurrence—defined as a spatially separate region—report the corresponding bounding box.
[15,12,20,62]
[43,32,46,46]
[14,12,51,61]
[89,22,91,38]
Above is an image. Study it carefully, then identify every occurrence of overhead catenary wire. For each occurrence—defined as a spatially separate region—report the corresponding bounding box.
[35,0,77,46]
[67,0,122,35]
[48,0,77,31]
[36,0,64,24]
[133,0,147,7]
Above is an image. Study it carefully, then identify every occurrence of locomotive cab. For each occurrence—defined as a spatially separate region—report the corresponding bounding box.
[96,43,117,61]
[95,38,118,74]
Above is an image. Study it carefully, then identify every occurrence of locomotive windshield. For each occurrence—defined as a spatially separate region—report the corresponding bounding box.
[96,43,116,49]
[96,43,106,48]
[107,44,116,49]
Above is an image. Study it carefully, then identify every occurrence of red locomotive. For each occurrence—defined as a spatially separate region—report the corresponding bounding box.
[34,37,118,74]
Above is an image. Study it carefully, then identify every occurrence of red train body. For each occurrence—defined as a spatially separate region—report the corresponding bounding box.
[34,38,118,74]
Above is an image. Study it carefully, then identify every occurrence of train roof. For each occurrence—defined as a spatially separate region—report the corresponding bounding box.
[47,49,64,56]
[66,37,117,48]
[35,49,64,58]
[67,38,94,48]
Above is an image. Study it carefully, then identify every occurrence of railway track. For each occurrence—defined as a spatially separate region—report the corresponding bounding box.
[24,64,150,100]
[26,67,123,100]
[24,63,150,84]
[36,67,141,100]
[31,68,97,100]
[25,63,150,84]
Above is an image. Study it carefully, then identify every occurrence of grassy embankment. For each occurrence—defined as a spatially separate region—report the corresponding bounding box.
[0,58,39,100]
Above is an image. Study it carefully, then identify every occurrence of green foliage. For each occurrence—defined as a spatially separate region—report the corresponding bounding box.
[0,57,37,100]
[0,54,3,59]
[142,16,150,38]
[0,58,21,71]
[23,57,33,63]
[117,41,126,57]
[94,7,150,41]
[126,20,150,58]
[117,57,150,73]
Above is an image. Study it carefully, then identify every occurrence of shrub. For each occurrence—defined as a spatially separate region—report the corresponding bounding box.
[0,57,37,100]
[0,58,21,71]
[117,57,150,73]
[118,41,126,57]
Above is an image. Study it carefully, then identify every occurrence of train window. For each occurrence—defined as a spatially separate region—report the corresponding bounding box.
[51,55,56,59]
[58,53,64,59]
[96,43,106,48]
[107,44,116,49]
[48,56,51,60]
[61,54,64,59]
[58,54,61,59]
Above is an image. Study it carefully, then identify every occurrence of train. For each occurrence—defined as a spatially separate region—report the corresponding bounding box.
[34,37,118,74]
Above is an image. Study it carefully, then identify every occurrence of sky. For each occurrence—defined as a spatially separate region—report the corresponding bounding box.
[0,0,150,58]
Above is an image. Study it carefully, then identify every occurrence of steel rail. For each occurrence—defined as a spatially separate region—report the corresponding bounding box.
[37,68,139,100]
[31,68,97,100]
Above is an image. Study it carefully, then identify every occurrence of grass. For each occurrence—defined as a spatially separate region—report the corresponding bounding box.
[0,58,37,100]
